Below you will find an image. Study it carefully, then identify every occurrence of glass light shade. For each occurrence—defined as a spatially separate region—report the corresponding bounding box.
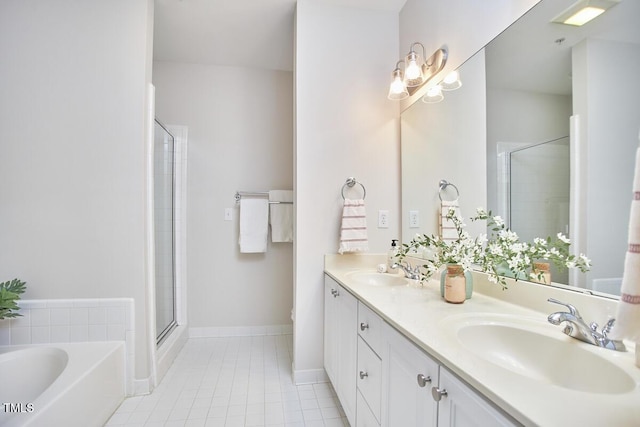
[388,69,409,100]
[441,70,462,91]
[404,50,425,87]
[422,85,444,103]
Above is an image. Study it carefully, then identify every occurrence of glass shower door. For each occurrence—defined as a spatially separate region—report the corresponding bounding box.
[154,118,176,344]
[509,136,570,283]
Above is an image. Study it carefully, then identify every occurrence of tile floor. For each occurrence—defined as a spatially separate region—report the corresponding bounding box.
[106,335,348,427]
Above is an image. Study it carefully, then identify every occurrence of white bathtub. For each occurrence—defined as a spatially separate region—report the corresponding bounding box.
[0,342,125,427]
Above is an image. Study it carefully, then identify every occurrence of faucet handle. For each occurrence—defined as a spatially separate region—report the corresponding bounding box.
[601,318,616,337]
[547,298,579,317]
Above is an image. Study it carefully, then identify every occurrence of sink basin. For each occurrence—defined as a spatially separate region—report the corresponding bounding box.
[444,314,635,394]
[345,271,408,287]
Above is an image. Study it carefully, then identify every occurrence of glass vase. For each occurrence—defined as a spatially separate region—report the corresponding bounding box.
[440,264,473,302]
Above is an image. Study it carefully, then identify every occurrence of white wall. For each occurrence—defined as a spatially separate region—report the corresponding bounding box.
[487,89,572,215]
[0,0,154,380]
[401,51,487,244]
[152,62,294,332]
[294,0,401,381]
[572,39,640,288]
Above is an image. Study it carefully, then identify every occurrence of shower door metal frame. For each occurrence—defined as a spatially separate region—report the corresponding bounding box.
[154,118,177,346]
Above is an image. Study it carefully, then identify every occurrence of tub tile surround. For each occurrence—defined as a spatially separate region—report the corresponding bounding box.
[325,253,640,426]
[0,298,136,395]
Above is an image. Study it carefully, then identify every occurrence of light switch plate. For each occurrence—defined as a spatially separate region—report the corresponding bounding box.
[409,210,419,228]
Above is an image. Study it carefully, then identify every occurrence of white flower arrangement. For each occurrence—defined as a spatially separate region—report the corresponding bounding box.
[400,207,591,289]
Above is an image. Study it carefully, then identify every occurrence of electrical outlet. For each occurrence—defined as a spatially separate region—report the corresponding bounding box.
[378,210,389,228]
[409,210,420,228]
[224,208,233,221]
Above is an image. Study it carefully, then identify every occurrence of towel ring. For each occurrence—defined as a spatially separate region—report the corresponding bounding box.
[438,179,459,201]
[341,177,366,200]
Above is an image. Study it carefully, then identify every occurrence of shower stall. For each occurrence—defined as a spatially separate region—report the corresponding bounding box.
[499,136,570,283]
[154,118,177,344]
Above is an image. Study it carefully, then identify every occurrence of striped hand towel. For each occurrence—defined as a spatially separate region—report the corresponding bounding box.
[338,198,369,254]
[611,141,640,352]
[439,199,461,241]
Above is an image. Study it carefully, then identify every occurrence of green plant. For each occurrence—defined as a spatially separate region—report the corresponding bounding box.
[0,279,27,319]
[400,207,591,289]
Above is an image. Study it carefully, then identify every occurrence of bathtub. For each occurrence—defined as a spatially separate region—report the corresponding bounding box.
[0,342,125,427]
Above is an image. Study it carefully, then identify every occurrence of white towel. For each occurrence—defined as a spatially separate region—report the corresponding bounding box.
[440,199,460,241]
[611,142,640,345]
[338,198,369,254]
[269,190,293,243]
[239,198,269,253]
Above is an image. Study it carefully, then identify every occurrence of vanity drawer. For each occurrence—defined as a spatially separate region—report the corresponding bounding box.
[357,389,380,427]
[358,302,382,356]
[357,336,382,423]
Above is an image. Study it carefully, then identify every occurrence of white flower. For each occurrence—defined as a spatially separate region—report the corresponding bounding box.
[494,216,505,227]
[534,237,547,246]
[476,207,487,217]
[488,275,498,284]
[566,260,576,269]
[579,254,591,267]
[557,233,570,244]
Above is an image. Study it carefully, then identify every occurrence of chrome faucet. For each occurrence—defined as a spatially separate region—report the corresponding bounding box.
[547,298,626,351]
[391,261,421,280]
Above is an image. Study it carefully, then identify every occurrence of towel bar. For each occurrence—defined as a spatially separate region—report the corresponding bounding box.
[235,191,293,204]
[438,179,459,201]
[341,177,366,200]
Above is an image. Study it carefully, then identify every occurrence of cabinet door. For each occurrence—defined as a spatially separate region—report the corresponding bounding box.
[324,275,357,426]
[437,368,517,427]
[381,322,439,427]
[336,282,357,425]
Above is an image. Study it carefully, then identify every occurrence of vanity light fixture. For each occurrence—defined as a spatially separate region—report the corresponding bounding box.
[422,84,444,103]
[440,70,462,91]
[404,42,427,87]
[387,45,448,100]
[387,61,409,100]
[552,0,620,26]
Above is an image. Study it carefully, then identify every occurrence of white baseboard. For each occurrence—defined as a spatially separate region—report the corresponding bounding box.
[189,324,293,338]
[292,365,329,385]
[133,378,151,396]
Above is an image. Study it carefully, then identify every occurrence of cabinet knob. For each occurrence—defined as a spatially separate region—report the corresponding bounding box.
[416,374,431,387]
[431,387,448,401]
[360,322,369,331]
[359,371,369,380]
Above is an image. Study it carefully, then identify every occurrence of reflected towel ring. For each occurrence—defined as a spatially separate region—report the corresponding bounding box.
[341,177,367,200]
[438,179,459,201]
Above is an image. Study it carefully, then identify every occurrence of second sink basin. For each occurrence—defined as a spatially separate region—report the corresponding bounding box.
[345,271,408,287]
[442,314,635,394]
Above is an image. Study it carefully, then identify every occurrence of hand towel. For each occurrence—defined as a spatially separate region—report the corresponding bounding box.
[439,199,461,242]
[239,198,269,253]
[269,190,293,243]
[338,198,369,254]
[611,142,640,347]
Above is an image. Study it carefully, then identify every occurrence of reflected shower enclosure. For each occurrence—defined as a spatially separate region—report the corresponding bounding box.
[498,137,570,283]
[154,119,176,344]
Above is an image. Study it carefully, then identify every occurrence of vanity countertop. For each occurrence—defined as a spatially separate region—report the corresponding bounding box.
[324,254,640,427]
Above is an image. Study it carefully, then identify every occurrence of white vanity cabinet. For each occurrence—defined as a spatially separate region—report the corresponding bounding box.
[436,367,516,427]
[381,321,439,427]
[324,274,516,427]
[324,275,357,425]
[381,322,516,427]
[356,302,384,426]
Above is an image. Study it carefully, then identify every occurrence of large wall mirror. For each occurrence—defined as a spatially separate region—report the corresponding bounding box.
[401,0,640,297]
